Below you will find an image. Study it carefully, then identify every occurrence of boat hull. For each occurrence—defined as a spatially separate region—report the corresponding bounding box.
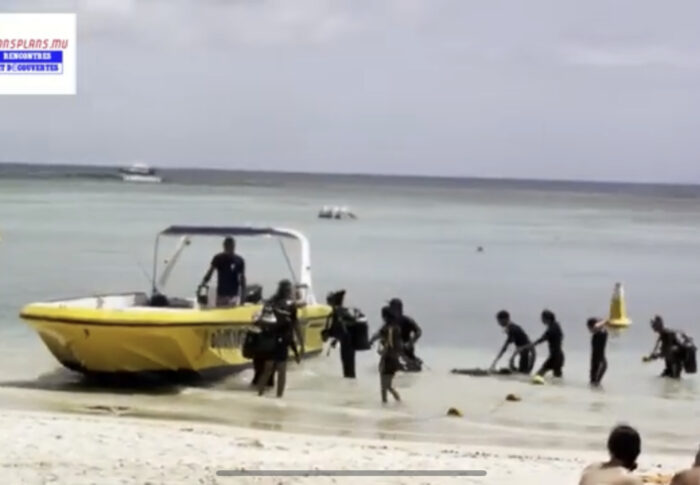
[20,301,330,380]
[121,174,162,183]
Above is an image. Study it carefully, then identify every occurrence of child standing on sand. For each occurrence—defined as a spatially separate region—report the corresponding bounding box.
[370,306,403,403]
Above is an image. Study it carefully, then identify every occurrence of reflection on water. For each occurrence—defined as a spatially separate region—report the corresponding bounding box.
[0,345,696,456]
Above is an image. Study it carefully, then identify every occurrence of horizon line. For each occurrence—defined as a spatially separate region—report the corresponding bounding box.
[0,160,698,188]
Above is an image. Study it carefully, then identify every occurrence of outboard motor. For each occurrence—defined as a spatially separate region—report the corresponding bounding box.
[244,284,263,304]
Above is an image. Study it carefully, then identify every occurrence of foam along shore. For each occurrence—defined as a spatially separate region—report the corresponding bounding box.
[0,409,689,485]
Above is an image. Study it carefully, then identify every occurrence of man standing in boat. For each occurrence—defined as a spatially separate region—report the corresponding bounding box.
[200,236,246,307]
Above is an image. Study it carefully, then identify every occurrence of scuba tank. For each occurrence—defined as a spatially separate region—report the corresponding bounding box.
[348,308,370,351]
[683,342,697,374]
[246,306,281,359]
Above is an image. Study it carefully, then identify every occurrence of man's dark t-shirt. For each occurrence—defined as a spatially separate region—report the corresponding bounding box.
[506,323,530,347]
[541,321,564,357]
[211,253,245,297]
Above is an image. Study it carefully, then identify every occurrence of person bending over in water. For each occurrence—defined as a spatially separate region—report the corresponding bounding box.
[519,309,565,379]
[671,447,700,485]
[489,310,535,374]
[579,424,643,485]
[388,298,423,371]
[644,315,693,379]
[588,317,609,386]
[370,306,404,404]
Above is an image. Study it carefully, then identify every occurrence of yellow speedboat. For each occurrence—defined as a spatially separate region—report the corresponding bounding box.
[19,226,331,381]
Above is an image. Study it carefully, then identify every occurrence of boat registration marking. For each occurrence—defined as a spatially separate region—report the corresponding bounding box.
[209,327,247,349]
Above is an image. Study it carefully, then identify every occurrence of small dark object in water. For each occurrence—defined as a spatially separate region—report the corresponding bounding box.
[451,368,513,376]
[446,407,463,417]
[505,393,521,402]
[477,246,484,253]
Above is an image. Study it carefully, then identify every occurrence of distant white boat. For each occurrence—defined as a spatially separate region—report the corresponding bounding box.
[119,163,163,183]
[318,205,357,220]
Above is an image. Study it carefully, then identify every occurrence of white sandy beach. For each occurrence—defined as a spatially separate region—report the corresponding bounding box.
[0,409,687,485]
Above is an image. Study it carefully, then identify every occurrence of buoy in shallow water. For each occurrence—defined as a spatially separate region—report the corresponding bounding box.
[446,407,463,417]
[531,375,545,385]
[608,282,631,329]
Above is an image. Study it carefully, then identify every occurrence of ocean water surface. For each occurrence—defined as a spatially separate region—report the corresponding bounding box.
[0,175,699,454]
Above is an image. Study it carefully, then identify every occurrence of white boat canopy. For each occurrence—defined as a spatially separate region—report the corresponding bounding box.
[152,225,316,304]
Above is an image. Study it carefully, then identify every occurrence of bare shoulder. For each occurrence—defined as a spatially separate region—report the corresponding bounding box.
[670,469,700,485]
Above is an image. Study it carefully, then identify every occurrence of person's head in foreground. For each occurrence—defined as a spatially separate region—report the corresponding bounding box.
[496,310,510,328]
[608,425,641,471]
[579,425,643,485]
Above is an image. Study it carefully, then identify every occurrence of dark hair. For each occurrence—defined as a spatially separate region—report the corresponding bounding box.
[381,306,393,323]
[607,425,641,471]
[496,310,510,322]
[651,315,664,326]
[586,317,598,329]
[541,309,555,324]
[223,236,235,247]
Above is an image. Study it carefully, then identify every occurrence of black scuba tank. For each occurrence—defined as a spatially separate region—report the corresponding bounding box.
[683,344,697,374]
[348,309,370,351]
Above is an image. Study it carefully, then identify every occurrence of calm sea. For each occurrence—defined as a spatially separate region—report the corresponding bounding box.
[0,171,699,455]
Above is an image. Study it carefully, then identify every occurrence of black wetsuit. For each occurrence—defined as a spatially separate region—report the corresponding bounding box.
[506,323,535,374]
[658,329,684,379]
[325,308,356,379]
[397,315,422,370]
[590,329,608,385]
[252,297,297,387]
[536,321,565,378]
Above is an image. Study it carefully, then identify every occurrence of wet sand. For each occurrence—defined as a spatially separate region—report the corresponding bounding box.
[0,409,686,485]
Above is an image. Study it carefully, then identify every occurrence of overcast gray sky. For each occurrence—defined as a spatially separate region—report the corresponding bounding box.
[1,0,699,182]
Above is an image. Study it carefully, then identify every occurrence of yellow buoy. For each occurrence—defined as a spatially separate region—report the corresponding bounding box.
[607,282,631,329]
[531,375,545,385]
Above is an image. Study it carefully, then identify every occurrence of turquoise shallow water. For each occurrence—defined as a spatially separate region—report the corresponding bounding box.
[0,177,699,453]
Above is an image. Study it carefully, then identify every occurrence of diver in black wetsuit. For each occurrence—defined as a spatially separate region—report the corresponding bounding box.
[644,315,693,379]
[520,309,565,379]
[324,290,356,379]
[587,317,609,386]
[490,310,535,374]
[388,298,422,372]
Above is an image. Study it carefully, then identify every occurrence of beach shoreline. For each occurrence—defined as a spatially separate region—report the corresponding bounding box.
[0,408,685,484]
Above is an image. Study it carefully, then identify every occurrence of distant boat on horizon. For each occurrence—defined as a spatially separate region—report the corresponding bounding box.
[119,162,163,183]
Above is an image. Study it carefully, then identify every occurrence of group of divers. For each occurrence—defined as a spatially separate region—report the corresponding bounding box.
[200,237,697,403]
